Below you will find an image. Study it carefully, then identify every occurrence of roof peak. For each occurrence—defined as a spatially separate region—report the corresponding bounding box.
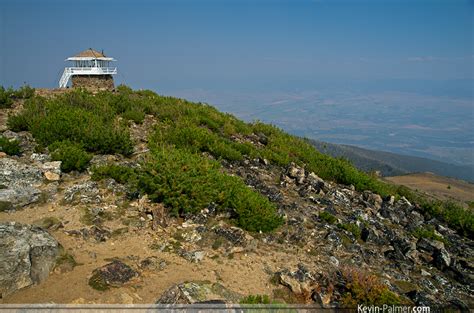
[73,48,107,58]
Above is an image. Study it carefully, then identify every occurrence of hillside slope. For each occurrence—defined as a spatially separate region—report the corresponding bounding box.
[310,139,474,183]
[384,172,474,204]
[0,86,472,309]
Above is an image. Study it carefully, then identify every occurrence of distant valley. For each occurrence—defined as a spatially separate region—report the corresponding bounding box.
[310,139,474,183]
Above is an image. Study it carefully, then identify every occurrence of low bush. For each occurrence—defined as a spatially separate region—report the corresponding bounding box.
[412,225,447,244]
[150,118,251,162]
[0,85,35,109]
[7,90,133,155]
[0,86,14,108]
[341,268,405,307]
[434,201,474,238]
[121,109,145,124]
[49,141,92,172]
[146,93,390,195]
[144,89,474,238]
[7,113,30,132]
[240,295,271,304]
[0,136,21,155]
[397,189,474,238]
[92,148,283,232]
[319,211,337,224]
[13,85,35,99]
[338,223,362,239]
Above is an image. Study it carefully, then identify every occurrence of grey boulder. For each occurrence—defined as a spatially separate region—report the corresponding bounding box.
[0,222,59,297]
[0,158,44,209]
[156,281,241,304]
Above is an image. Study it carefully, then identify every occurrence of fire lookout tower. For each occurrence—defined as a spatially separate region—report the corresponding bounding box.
[59,48,117,90]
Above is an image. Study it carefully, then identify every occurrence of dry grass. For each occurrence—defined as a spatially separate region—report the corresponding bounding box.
[385,172,474,205]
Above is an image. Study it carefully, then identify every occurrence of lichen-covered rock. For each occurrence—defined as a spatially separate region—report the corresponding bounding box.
[140,256,167,271]
[65,225,111,242]
[178,250,206,263]
[416,237,451,269]
[88,260,138,291]
[0,222,59,297]
[156,281,241,304]
[0,158,43,209]
[287,163,306,185]
[30,153,51,163]
[214,225,248,246]
[63,181,101,204]
[44,171,60,181]
[307,172,325,190]
[2,130,36,153]
[41,161,62,175]
[275,264,318,303]
[363,191,383,210]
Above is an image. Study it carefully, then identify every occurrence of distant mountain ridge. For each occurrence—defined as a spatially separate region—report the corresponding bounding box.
[309,139,474,183]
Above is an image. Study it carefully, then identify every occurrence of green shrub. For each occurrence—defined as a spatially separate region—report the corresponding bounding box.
[8,91,133,155]
[32,107,132,155]
[433,201,473,237]
[92,148,283,232]
[151,120,245,161]
[319,211,337,224]
[7,113,30,132]
[341,268,405,307]
[0,136,21,155]
[399,194,474,238]
[0,86,14,109]
[121,109,145,123]
[13,85,35,99]
[338,223,361,239]
[240,295,271,304]
[0,85,35,109]
[0,201,14,212]
[92,163,143,200]
[412,225,447,244]
[49,141,92,172]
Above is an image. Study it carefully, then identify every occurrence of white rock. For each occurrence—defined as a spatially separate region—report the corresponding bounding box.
[44,171,60,181]
[41,161,62,175]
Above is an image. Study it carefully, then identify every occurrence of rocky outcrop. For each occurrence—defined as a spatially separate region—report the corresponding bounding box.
[63,181,101,204]
[287,162,306,185]
[275,264,318,303]
[0,158,44,209]
[0,222,59,297]
[88,260,138,291]
[41,161,61,182]
[65,225,111,242]
[0,149,63,210]
[2,130,37,154]
[178,250,206,263]
[223,156,474,307]
[156,281,241,304]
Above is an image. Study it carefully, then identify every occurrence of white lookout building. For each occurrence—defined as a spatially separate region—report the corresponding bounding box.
[59,48,117,90]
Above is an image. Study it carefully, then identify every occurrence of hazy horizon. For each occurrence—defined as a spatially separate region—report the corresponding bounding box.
[1,0,472,167]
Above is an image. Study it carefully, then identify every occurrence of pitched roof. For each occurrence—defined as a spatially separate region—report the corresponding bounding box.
[73,48,107,58]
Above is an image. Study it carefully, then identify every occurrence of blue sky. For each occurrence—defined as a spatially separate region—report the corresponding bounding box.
[1,0,472,89]
[0,0,473,165]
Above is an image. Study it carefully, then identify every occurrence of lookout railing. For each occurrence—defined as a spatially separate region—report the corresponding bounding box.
[59,67,117,88]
